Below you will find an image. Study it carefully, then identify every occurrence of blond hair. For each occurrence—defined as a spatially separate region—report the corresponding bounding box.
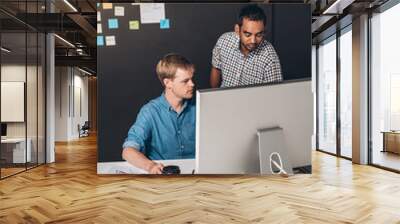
[156,53,194,85]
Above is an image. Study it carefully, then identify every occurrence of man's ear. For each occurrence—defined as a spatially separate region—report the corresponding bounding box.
[234,24,240,35]
[163,78,172,89]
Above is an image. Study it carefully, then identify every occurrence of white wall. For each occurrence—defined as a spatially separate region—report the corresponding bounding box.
[55,66,69,141]
[1,65,37,138]
[55,67,89,141]
[1,64,46,163]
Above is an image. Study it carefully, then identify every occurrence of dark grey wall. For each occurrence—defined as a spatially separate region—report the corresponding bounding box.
[98,3,311,162]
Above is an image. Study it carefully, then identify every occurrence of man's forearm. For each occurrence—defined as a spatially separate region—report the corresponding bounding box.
[210,67,221,88]
[122,147,155,171]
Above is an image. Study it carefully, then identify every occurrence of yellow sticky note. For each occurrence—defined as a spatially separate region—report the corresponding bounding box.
[103,3,113,9]
[129,20,140,30]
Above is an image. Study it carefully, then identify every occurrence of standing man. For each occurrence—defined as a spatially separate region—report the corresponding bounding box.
[210,4,282,88]
[122,53,196,174]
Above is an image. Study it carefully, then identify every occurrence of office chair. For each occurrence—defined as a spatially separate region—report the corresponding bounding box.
[79,121,90,138]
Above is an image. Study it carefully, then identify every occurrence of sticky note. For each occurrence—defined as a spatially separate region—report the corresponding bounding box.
[105,36,116,46]
[97,3,100,8]
[103,3,113,9]
[129,20,139,30]
[97,11,101,22]
[108,18,119,29]
[97,36,104,46]
[115,6,124,16]
[160,19,170,29]
[97,23,102,33]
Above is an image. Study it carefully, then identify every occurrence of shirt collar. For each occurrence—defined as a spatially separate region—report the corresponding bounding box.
[160,93,188,114]
[234,33,266,57]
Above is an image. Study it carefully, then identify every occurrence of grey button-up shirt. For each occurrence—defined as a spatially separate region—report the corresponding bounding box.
[212,32,282,87]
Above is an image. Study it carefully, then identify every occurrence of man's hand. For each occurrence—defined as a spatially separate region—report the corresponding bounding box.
[147,162,164,174]
[122,148,164,174]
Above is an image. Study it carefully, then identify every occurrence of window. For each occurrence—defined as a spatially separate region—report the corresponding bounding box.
[370,2,400,171]
[317,35,337,154]
[339,27,352,158]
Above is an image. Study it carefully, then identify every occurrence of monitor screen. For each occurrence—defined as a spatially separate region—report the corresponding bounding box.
[195,79,313,174]
[1,123,7,137]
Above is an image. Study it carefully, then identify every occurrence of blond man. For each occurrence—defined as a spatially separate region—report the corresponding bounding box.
[122,53,196,174]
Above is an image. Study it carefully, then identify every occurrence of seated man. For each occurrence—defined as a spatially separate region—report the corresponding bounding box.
[122,53,196,174]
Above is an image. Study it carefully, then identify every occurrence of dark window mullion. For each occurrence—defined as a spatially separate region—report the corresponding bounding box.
[25,0,28,171]
[336,30,341,157]
[367,11,373,165]
[36,0,39,168]
[316,44,320,151]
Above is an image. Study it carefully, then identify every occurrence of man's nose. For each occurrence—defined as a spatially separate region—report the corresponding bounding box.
[189,80,195,87]
[250,36,256,43]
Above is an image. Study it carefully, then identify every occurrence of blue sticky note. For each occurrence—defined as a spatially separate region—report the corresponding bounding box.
[108,18,119,29]
[97,36,104,46]
[97,3,100,7]
[160,19,170,29]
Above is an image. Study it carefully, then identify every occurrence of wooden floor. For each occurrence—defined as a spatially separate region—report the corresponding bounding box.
[372,150,400,171]
[1,135,400,223]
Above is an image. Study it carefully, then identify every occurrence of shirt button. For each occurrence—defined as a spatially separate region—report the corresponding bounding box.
[181,145,184,149]
[177,130,181,134]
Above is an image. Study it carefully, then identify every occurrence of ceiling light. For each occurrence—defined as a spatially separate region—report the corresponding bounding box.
[54,34,75,48]
[78,67,93,76]
[63,0,78,12]
[1,47,11,53]
[322,0,355,15]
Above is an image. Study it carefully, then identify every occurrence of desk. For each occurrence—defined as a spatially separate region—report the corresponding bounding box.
[382,131,400,154]
[1,138,32,163]
[97,159,195,174]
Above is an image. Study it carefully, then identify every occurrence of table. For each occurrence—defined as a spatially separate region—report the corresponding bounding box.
[1,138,32,163]
[382,131,400,154]
[97,159,195,174]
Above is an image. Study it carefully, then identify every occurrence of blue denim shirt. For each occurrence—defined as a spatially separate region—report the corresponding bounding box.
[122,94,196,160]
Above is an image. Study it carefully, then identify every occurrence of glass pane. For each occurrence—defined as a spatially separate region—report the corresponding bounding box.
[38,33,45,165]
[340,29,352,158]
[371,3,400,171]
[1,16,28,177]
[27,30,38,169]
[318,36,337,154]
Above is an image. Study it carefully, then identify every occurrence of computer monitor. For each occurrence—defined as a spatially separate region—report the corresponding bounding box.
[195,79,313,174]
[1,123,7,138]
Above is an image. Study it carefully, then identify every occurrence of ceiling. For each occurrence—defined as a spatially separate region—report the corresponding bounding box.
[1,0,97,73]
[0,0,392,74]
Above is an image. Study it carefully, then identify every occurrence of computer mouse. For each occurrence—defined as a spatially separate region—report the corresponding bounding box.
[162,165,180,175]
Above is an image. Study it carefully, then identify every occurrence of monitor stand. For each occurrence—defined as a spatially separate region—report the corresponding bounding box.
[257,127,294,175]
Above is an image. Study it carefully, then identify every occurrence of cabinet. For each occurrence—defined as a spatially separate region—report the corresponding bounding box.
[382,131,400,154]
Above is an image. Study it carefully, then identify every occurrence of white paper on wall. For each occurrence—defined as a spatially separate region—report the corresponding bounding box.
[105,36,116,46]
[140,3,165,24]
[115,6,125,16]
[97,23,102,33]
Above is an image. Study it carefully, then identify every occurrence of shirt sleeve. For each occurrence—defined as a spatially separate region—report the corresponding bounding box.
[265,46,283,82]
[122,106,152,153]
[211,36,223,69]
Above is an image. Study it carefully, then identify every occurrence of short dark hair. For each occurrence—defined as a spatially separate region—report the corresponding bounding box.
[237,4,266,27]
